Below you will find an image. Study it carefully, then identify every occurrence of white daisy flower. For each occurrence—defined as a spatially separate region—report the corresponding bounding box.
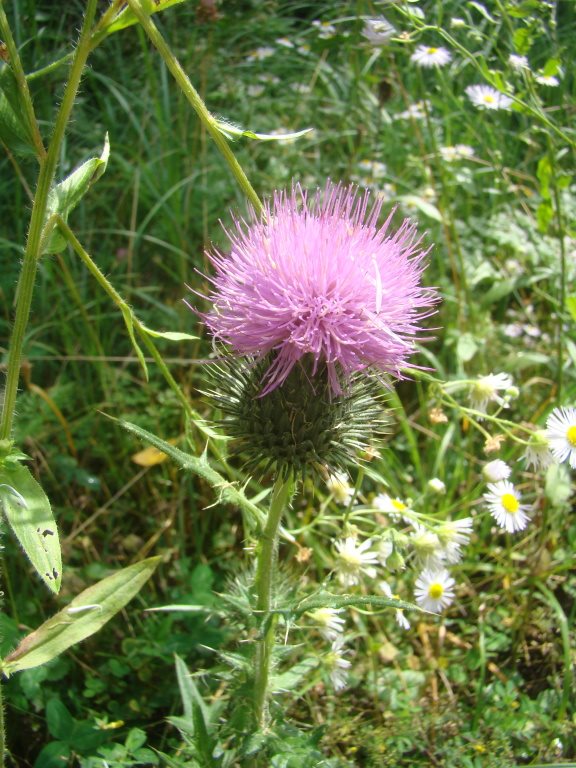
[436,518,473,564]
[334,537,379,587]
[396,101,430,120]
[469,372,514,414]
[312,20,337,39]
[373,493,412,522]
[362,17,396,46]
[411,524,444,568]
[427,477,446,495]
[482,459,512,483]
[484,481,530,533]
[535,74,560,86]
[521,429,556,471]
[439,144,475,162]
[326,471,354,505]
[411,45,452,68]
[325,636,352,691]
[379,582,411,630]
[377,537,393,567]
[307,607,345,640]
[415,568,456,613]
[509,54,529,71]
[246,84,265,98]
[546,406,576,469]
[246,46,275,63]
[465,84,513,111]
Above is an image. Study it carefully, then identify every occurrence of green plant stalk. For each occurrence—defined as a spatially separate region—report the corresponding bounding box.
[0,1,45,157]
[0,0,98,442]
[125,0,263,215]
[547,141,566,401]
[253,474,294,730]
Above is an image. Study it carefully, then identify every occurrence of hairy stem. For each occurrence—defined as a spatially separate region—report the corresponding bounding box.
[253,474,294,730]
[125,0,263,214]
[0,0,98,441]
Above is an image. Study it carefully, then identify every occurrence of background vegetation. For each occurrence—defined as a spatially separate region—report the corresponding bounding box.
[0,0,574,765]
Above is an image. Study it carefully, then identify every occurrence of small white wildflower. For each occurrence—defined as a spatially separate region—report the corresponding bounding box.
[312,20,337,39]
[377,538,393,567]
[546,406,576,469]
[334,537,379,587]
[415,568,456,613]
[509,54,529,71]
[436,518,473,564]
[362,17,396,46]
[410,45,452,68]
[326,471,354,505]
[379,582,410,629]
[246,46,275,63]
[469,372,514,413]
[275,37,294,49]
[522,429,556,471]
[246,84,265,98]
[307,607,345,640]
[427,477,446,495]
[439,144,475,162]
[482,459,512,483]
[411,524,444,568]
[396,101,430,120]
[484,481,530,533]
[373,493,411,522]
[356,158,388,180]
[325,636,352,691]
[535,74,560,86]
[465,84,513,111]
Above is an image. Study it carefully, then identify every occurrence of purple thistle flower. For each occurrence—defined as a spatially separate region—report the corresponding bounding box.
[201,182,437,395]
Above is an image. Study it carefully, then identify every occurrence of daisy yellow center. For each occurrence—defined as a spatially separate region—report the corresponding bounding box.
[428,583,444,599]
[392,499,407,512]
[501,493,519,514]
[483,94,495,103]
[341,552,361,569]
[427,47,438,54]
[567,425,576,447]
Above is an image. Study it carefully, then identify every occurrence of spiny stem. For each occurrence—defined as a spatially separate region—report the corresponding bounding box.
[253,474,294,730]
[125,0,263,215]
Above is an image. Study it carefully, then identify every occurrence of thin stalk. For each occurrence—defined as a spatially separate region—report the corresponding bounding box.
[547,141,566,401]
[125,0,263,215]
[0,0,98,441]
[0,1,45,157]
[253,474,294,730]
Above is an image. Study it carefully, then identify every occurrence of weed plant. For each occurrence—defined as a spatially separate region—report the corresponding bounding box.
[0,1,574,766]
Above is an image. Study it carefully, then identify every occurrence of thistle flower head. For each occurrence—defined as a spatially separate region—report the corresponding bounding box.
[201,182,437,396]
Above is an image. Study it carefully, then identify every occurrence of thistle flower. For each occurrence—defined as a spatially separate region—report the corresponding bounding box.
[201,183,436,397]
[465,84,513,111]
[546,406,576,469]
[414,568,455,612]
[410,45,452,68]
[334,536,379,587]
[484,481,530,533]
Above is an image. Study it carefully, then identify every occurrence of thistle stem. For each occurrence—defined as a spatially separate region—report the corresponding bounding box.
[253,474,294,730]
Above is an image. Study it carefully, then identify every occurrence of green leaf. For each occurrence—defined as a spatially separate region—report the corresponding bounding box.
[140,324,198,342]
[399,195,443,223]
[566,295,576,322]
[0,64,35,153]
[101,0,188,37]
[456,332,478,363]
[512,28,532,53]
[0,556,160,676]
[43,134,110,254]
[216,120,314,143]
[113,418,266,528]
[0,462,62,594]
